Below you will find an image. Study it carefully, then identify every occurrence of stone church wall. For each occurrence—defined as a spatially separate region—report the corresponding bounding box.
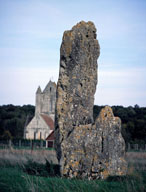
[25,81,56,140]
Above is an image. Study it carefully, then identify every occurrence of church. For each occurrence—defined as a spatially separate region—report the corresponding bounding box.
[24,80,56,140]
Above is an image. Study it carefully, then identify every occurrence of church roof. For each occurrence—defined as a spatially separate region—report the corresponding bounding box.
[46,130,54,140]
[40,114,54,130]
[43,80,56,93]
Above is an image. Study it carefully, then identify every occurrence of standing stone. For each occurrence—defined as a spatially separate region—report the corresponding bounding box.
[55,21,127,179]
[55,21,100,166]
[93,106,127,178]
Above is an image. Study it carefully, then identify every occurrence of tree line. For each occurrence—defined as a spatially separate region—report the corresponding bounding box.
[0,105,34,139]
[0,104,146,144]
[93,105,146,144]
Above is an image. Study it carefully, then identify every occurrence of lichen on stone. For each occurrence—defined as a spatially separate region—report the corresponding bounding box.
[55,21,127,179]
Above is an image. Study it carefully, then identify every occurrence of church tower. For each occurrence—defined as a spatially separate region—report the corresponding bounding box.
[25,81,56,140]
[35,86,42,115]
[41,80,56,120]
[35,80,56,119]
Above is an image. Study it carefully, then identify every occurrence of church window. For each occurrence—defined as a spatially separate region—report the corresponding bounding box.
[50,97,53,112]
[34,132,36,140]
[34,132,37,139]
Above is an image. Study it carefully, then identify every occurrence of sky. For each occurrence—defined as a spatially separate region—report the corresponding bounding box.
[0,0,146,107]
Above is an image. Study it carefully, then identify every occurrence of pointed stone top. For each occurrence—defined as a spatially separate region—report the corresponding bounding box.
[62,20,99,59]
[97,105,121,125]
[72,21,96,31]
[36,86,42,94]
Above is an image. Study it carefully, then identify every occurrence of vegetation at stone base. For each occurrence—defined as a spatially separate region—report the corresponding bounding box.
[93,105,146,145]
[0,150,146,192]
[0,104,146,145]
[0,163,146,192]
[23,159,60,177]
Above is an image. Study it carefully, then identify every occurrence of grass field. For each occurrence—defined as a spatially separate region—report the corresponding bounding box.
[0,149,146,192]
[0,148,58,165]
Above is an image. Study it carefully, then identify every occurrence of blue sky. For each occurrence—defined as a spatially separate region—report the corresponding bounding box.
[0,0,146,106]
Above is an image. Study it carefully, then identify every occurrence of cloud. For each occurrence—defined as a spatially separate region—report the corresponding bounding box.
[95,66,146,106]
[0,48,60,68]
[0,0,146,107]
[0,66,59,105]
[0,65,145,107]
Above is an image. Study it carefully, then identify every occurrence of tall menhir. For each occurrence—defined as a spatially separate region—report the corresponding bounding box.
[55,21,127,179]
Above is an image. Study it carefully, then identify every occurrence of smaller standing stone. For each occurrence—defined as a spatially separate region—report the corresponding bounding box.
[94,106,127,178]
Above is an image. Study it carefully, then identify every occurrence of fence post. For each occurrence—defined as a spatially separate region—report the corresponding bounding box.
[145,144,146,151]
[19,140,21,148]
[134,144,136,150]
[40,140,43,148]
[134,144,138,151]
[30,140,32,148]
[9,140,12,148]
[128,143,131,151]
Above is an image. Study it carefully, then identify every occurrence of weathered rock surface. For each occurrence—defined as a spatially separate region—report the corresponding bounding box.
[93,106,127,178]
[55,21,127,179]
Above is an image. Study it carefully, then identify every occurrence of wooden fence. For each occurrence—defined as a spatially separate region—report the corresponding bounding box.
[126,143,146,151]
[0,139,47,149]
[0,140,146,151]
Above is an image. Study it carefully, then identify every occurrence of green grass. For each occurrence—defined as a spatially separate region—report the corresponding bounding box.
[0,167,27,192]
[0,151,146,192]
[0,165,146,192]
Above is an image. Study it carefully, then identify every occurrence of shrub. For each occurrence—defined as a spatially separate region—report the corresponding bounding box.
[23,159,60,177]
